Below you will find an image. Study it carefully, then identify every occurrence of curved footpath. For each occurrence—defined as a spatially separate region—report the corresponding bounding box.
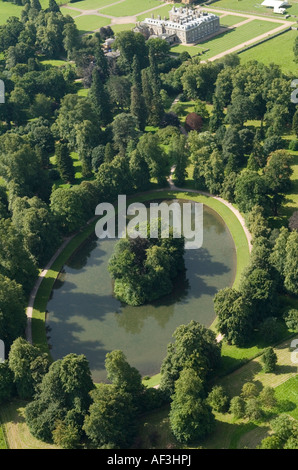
[25,182,252,344]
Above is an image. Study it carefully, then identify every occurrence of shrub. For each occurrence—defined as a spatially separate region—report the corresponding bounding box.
[284,309,298,332]
[261,347,278,373]
[229,396,245,419]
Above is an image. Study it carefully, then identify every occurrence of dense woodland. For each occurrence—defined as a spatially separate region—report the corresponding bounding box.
[0,0,297,449]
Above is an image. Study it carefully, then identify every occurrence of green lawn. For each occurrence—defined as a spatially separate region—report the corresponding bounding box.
[275,375,298,420]
[220,14,248,26]
[62,0,119,10]
[60,7,80,18]
[74,14,111,33]
[171,19,285,59]
[137,3,183,22]
[40,59,69,67]
[99,0,163,17]
[239,29,298,75]
[0,0,22,24]
[0,400,58,449]
[111,22,135,33]
[206,0,298,18]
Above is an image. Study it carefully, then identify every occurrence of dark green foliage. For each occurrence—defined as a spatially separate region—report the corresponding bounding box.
[135,133,168,185]
[292,110,298,137]
[25,354,94,442]
[111,113,139,154]
[8,338,49,399]
[269,415,298,446]
[170,134,189,186]
[129,149,151,191]
[270,229,298,296]
[259,386,277,409]
[108,228,185,306]
[259,317,280,343]
[130,84,147,131]
[160,321,221,396]
[235,170,269,214]
[50,187,85,235]
[240,268,278,321]
[0,362,14,404]
[207,385,229,413]
[55,141,75,183]
[214,287,254,346]
[89,67,111,126]
[11,196,61,265]
[83,384,136,448]
[91,145,105,172]
[263,135,284,158]
[114,31,148,73]
[105,350,145,409]
[169,369,215,443]
[261,347,278,373]
[229,396,245,419]
[245,398,263,421]
[0,276,26,350]
[0,134,51,201]
[0,219,37,294]
[284,309,298,332]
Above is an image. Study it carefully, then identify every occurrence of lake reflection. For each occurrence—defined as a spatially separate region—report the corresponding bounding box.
[46,202,236,382]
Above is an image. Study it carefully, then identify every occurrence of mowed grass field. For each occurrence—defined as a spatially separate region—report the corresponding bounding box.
[239,29,298,75]
[74,14,111,33]
[98,0,163,17]
[206,0,298,18]
[65,0,119,9]
[137,3,183,22]
[219,14,249,26]
[171,19,287,59]
[0,400,59,449]
[0,0,22,24]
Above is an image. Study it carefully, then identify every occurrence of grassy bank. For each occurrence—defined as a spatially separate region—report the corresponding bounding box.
[29,189,250,388]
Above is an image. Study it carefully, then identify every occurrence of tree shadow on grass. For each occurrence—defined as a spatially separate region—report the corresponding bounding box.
[276,399,296,413]
[274,364,298,375]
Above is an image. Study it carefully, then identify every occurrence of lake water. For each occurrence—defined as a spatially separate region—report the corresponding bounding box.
[46,201,236,382]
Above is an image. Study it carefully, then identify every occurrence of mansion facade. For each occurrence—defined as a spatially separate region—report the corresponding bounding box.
[134,7,220,44]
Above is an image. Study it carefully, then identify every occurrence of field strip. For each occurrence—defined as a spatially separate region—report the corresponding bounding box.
[232,18,255,28]
[207,22,294,62]
[203,6,290,24]
[25,235,76,344]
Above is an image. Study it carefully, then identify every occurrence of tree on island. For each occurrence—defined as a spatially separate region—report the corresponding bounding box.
[108,222,185,306]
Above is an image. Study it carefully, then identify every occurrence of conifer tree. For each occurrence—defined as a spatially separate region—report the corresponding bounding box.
[89,67,111,126]
[55,141,75,183]
[48,0,60,12]
[94,42,109,81]
[130,84,146,131]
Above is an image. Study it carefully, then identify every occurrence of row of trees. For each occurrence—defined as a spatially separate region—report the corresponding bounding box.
[213,203,298,347]
[0,337,167,448]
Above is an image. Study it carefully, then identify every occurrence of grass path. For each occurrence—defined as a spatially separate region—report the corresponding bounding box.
[0,400,58,449]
